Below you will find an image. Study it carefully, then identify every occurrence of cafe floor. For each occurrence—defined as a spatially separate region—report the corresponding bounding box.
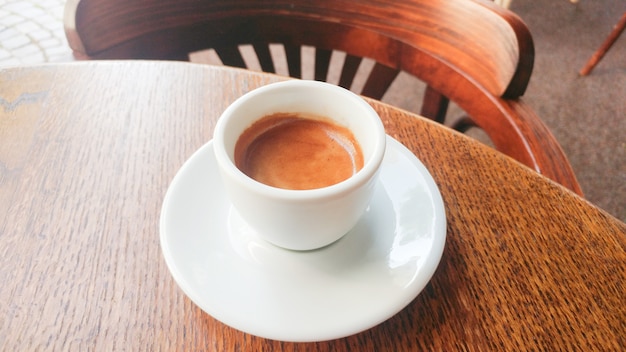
[1,0,625,221]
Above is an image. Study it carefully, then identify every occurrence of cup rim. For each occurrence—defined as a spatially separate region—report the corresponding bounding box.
[213,80,386,201]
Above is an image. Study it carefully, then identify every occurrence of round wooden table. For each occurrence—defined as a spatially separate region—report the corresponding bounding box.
[1,61,624,350]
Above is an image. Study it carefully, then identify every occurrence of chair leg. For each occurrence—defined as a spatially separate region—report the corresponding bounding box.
[450,116,476,133]
[579,12,626,76]
[421,85,449,124]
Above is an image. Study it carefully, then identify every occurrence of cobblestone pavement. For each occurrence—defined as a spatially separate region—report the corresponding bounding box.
[0,0,72,68]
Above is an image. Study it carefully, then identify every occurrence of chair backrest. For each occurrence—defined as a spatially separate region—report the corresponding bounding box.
[64,0,582,195]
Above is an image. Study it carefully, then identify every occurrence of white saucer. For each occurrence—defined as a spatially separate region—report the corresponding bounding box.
[160,136,446,342]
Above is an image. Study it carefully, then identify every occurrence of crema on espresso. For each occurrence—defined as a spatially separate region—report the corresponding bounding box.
[234,113,364,190]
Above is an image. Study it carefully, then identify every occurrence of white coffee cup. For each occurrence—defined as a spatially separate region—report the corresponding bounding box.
[213,80,386,250]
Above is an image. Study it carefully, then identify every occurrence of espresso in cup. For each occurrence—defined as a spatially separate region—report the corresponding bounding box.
[213,80,386,250]
[234,113,364,190]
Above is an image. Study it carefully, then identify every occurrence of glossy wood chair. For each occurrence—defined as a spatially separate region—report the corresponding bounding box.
[64,0,583,195]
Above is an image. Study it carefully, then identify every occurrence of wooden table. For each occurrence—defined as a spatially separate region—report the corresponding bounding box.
[1,61,624,350]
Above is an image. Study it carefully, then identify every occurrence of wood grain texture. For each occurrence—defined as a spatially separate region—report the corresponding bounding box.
[0,62,624,351]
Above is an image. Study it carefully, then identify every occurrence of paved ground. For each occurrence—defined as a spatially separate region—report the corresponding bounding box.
[0,0,71,67]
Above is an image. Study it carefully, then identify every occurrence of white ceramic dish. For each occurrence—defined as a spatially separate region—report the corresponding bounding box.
[160,136,446,342]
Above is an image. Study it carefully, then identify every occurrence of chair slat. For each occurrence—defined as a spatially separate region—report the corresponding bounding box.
[283,44,302,78]
[253,43,276,73]
[314,48,332,82]
[338,54,362,90]
[214,46,247,69]
[421,85,450,124]
[361,63,400,100]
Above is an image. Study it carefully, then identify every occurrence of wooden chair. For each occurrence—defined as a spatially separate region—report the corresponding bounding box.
[579,12,626,76]
[64,0,583,195]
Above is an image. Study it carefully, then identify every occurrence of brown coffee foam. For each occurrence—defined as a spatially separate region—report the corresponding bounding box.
[235,113,364,190]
